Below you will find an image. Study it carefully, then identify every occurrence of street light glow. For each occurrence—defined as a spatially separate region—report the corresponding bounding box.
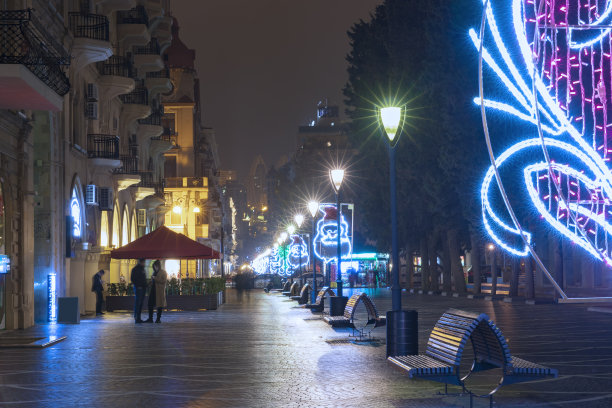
[294,213,304,228]
[287,224,296,235]
[193,207,201,213]
[380,106,402,143]
[279,232,288,242]
[173,205,182,214]
[308,201,319,218]
[329,168,345,193]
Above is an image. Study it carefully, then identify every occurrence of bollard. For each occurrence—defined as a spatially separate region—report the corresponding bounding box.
[386,310,418,357]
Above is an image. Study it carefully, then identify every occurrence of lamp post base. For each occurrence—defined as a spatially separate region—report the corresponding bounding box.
[329,296,348,316]
[386,310,418,357]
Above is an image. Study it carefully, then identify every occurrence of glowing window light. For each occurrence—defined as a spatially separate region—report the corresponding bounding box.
[474,0,612,265]
[112,205,120,248]
[313,206,352,264]
[166,259,180,279]
[70,189,81,238]
[122,208,129,246]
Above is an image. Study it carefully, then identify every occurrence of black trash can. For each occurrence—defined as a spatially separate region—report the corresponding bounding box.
[329,296,348,316]
[386,310,418,357]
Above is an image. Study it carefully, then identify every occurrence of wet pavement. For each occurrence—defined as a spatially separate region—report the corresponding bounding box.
[0,288,610,407]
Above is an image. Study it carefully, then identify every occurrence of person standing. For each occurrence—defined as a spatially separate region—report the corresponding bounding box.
[131,258,147,323]
[152,260,167,323]
[92,269,105,316]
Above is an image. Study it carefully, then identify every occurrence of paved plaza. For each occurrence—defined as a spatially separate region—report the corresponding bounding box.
[0,289,610,407]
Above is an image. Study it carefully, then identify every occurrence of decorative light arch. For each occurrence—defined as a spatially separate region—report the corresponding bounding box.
[474,0,612,301]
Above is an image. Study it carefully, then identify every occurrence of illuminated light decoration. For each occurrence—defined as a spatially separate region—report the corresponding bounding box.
[475,0,612,295]
[252,249,271,275]
[48,273,56,323]
[0,255,10,274]
[70,188,81,238]
[287,235,309,270]
[313,206,352,264]
[269,246,286,275]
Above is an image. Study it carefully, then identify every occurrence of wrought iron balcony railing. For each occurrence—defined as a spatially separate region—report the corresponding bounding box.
[87,134,119,159]
[97,55,134,77]
[138,106,163,126]
[146,67,169,78]
[68,12,109,41]
[119,86,148,105]
[117,6,148,27]
[0,9,70,96]
[151,131,178,146]
[113,155,139,174]
[134,38,160,55]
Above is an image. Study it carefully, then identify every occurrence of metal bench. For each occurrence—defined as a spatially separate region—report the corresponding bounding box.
[305,287,335,313]
[282,282,300,297]
[324,292,387,337]
[290,283,310,304]
[388,308,558,406]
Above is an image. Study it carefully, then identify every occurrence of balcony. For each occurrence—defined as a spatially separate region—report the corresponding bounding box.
[112,154,141,191]
[97,55,135,99]
[133,171,156,201]
[95,0,136,15]
[136,106,163,145]
[150,129,174,157]
[151,15,172,53]
[133,38,163,76]
[69,13,112,71]
[0,9,70,110]
[117,6,150,49]
[145,67,171,97]
[119,85,150,126]
[165,177,208,189]
[87,134,121,171]
[142,0,164,29]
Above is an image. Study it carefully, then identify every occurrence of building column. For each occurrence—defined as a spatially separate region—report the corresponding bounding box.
[70,250,87,315]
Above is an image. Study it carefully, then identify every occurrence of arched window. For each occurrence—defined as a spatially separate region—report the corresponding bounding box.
[112,203,120,247]
[122,206,129,246]
[70,187,82,238]
[100,211,109,248]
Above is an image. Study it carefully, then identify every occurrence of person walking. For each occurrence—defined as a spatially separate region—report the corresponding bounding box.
[131,258,147,323]
[92,269,105,316]
[145,260,167,323]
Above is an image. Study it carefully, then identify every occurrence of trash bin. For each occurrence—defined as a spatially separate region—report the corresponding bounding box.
[386,310,418,357]
[329,296,348,316]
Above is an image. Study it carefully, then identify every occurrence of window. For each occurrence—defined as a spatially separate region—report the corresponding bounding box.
[164,155,177,178]
[70,188,81,238]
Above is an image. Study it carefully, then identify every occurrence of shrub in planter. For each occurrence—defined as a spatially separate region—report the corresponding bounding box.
[204,277,225,294]
[108,283,118,296]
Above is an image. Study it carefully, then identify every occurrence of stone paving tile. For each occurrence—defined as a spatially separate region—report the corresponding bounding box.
[0,288,609,407]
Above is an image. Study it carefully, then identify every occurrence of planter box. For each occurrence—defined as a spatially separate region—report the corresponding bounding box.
[105,291,224,312]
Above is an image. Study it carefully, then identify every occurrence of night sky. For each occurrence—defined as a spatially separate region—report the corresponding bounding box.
[170,0,383,180]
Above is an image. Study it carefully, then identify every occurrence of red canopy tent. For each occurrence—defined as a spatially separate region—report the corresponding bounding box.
[110,226,221,259]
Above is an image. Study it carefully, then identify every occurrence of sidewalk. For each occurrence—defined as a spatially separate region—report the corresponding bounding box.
[0,289,609,407]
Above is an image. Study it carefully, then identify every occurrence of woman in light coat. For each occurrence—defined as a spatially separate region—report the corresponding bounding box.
[148,259,167,323]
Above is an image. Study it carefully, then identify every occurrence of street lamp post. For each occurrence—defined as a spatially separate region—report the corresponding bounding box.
[330,168,345,297]
[308,201,318,303]
[294,214,304,284]
[379,105,418,357]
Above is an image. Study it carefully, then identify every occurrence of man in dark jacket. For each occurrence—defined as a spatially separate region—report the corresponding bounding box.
[92,269,105,316]
[131,258,147,323]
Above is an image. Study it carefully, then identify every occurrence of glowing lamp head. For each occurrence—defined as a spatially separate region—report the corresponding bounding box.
[287,224,296,235]
[379,106,402,143]
[279,232,288,242]
[173,205,182,214]
[488,244,495,251]
[193,207,200,213]
[308,201,319,218]
[294,213,304,228]
[329,168,345,193]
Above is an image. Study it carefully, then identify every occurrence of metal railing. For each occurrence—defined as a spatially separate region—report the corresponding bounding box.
[97,55,133,77]
[113,155,139,174]
[87,134,119,159]
[117,6,148,27]
[69,12,109,41]
[146,67,169,78]
[151,132,178,146]
[134,38,160,55]
[0,9,70,96]
[119,86,148,105]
